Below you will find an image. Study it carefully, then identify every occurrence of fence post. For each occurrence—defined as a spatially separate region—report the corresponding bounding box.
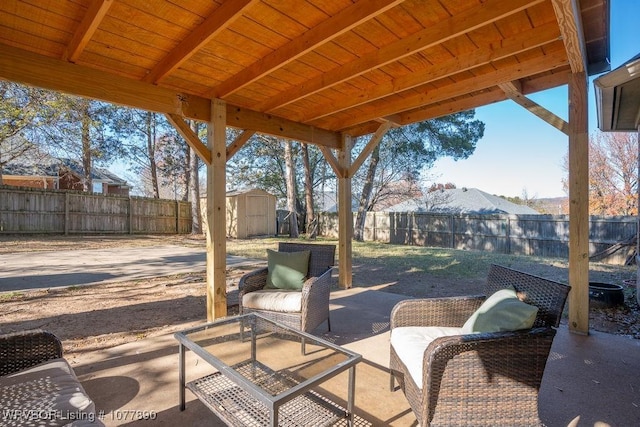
[128,197,133,234]
[64,192,70,235]
[450,214,455,249]
[176,200,180,234]
[506,215,511,254]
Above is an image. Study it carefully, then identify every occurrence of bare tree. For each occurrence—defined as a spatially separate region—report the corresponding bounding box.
[563,131,638,215]
[189,120,202,234]
[301,143,317,238]
[284,140,299,237]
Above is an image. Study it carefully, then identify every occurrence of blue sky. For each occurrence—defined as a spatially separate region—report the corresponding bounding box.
[431,0,639,199]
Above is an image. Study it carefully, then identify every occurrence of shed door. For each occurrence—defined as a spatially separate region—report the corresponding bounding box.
[246,195,268,237]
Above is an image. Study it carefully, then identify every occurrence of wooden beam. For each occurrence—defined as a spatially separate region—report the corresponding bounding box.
[551,0,587,73]
[211,0,404,98]
[300,21,561,122]
[63,0,113,63]
[144,0,256,84]
[0,44,340,146]
[349,121,391,177]
[319,146,345,178]
[226,130,255,160]
[338,134,353,289]
[321,45,569,131]
[343,70,572,137]
[0,43,211,121]
[226,104,340,148]
[206,99,228,321]
[567,71,589,335]
[165,114,212,165]
[498,81,569,134]
[259,0,544,112]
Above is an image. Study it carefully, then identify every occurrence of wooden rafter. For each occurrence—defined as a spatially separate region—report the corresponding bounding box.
[498,81,569,134]
[300,22,561,123]
[63,0,113,62]
[165,114,212,165]
[322,46,569,131]
[144,0,257,84]
[259,0,544,112]
[211,0,404,98]
[226,130,256,160]
[0,44,340,148]
[551,0,587,73]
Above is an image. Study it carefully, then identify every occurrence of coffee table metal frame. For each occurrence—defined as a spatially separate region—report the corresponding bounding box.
[175,313,362,426]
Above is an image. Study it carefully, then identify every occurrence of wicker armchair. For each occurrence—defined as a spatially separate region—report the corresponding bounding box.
[389,264,571,426]
[239,242,336,333]
[1,329,63,376]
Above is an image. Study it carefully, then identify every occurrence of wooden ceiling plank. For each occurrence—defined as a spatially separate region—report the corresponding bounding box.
[64,0,114,62]
[211,0,404,98]
[322,45,569,130]
[166,113,212,165]
[498,81,569,134]
[551,0,587,73]
[0,43,339,147]
[226,130,255,160]
[260,0,545,112]
[143,0,258,84]
[300,21,560,122]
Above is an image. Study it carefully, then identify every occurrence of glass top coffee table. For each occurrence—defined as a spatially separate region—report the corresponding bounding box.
[175,313,362,426]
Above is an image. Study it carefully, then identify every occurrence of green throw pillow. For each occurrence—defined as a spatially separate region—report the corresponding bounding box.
[265,249,310,290]
[462,287,538,334]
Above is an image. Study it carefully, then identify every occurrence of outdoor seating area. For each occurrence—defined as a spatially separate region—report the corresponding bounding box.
[2,269,639,426]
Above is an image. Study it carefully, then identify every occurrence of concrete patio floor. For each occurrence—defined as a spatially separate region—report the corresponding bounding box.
[71,287,640,426]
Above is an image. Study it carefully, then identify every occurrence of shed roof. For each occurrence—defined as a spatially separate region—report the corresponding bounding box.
[0,0,609,145]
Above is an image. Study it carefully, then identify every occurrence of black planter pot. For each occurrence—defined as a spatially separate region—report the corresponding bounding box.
[589,282,624,308]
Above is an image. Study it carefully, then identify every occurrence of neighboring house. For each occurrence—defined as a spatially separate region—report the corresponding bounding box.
[2,156,130,196]
[315,191,360,213]
[384,188,540,214]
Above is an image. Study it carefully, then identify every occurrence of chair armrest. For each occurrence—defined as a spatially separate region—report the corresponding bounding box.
[390,296,485,329]
[301,267,333,304]
[238,267,269,297]
[421,327,556,425]
[1,329,63,376]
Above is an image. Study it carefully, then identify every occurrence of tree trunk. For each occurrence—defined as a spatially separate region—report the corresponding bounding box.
[80,99,92,192]
[301,143,316,238]
[146,112,159,198]
[189,120,202,234]
[354,144,380,241]
[284,139,299,237]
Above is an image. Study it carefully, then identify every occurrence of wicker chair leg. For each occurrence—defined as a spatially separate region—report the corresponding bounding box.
[389,371,395,391]
[327,315,331,332]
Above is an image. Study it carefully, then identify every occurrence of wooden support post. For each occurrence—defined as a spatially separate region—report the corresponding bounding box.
[568,71,589,335]
[338,134,353,289]
[206,99,227,321]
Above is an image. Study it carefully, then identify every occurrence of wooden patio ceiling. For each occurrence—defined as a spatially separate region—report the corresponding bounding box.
[0,0,609,147]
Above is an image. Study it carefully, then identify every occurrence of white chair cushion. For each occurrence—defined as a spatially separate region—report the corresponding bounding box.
[390,326,466,389]
[0,358,97,427]
[242,289,303,313]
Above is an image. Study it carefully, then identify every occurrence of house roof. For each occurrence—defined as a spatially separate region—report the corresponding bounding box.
[0,0,610,145]
[384,187,540,214]
[594,52,640,132]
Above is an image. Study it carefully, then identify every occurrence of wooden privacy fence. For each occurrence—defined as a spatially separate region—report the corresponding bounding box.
[318,211,637,265]
[0,186,191,234]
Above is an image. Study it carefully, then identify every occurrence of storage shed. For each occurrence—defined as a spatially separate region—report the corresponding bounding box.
[226,189,276,239]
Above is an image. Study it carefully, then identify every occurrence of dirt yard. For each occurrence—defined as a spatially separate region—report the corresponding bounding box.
[1,235,638,362]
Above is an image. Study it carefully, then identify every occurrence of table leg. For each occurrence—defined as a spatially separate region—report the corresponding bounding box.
[179,343,185,411]
[347,366,356,426]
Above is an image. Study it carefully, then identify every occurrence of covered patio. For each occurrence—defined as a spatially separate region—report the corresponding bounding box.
[0,0,610,334]
[71,287,640,426]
